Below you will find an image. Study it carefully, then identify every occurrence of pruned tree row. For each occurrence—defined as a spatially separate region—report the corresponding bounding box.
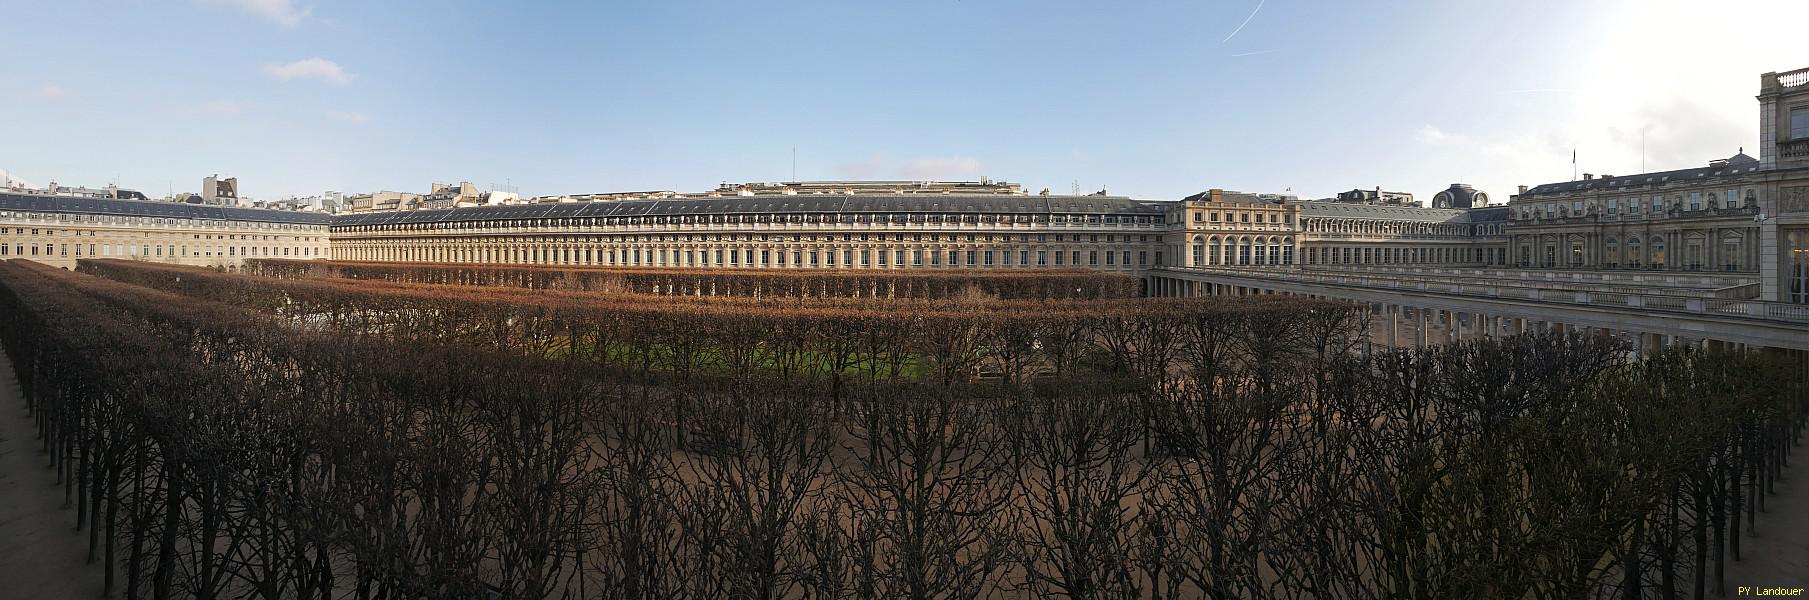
[241,258,1143,300]
[2,258,1804,600]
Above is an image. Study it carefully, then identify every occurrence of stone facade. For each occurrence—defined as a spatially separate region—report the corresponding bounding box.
[329,194,1170,272]
[0,192,331,270]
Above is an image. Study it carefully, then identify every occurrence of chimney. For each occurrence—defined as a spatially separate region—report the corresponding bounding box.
[1517,185,1528,195]
[1583,173,1594,180]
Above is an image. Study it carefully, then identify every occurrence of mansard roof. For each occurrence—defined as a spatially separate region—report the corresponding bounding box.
[1295,201,1498,223]
[1520,161,1767,197]
[0,192,332,225]
[330,194,1171,227]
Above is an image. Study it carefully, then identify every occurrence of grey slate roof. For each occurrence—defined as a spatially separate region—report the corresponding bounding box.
[331,194,1172,227]
[1520,153,1778,197]
[1296,202,1489,223]
[0,192,332,225]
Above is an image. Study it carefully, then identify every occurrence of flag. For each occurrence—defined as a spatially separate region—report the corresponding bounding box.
[1572,148,1576,164]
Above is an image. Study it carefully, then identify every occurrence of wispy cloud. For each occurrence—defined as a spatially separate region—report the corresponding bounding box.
[327,110,371,124]
[35,83,69,99]
[1414,125,1454,145]
[901,156,985,180]
[1222,0,1267,43]
[200,100,245,115]
[1228,50,1274,58]
[263,58,351,84]
[204,0,310,28]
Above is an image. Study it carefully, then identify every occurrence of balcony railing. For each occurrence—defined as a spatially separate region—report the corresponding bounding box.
[1159,266,1809,324]
[1778,67,1809,89]
[1781,139,1809,160]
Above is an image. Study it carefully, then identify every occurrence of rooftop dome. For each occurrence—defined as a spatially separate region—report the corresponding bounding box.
[1431,183,1488,209]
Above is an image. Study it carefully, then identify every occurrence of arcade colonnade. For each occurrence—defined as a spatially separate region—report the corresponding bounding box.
[331,233,1163,271]
[1149,276,1773,354]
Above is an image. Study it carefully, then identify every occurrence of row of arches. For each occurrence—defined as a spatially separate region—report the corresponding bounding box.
[1188,235,1293,267]
[333,239,1159,271]
[1300,218,1474,238]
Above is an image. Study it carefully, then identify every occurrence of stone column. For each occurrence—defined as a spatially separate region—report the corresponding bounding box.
[1387,305,1399,349]
[1415,308,1427,348]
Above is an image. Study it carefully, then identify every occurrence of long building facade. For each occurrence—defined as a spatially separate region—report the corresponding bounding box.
[3,68,1806,315]
[0,192,331,270]
[328,195,1171,272]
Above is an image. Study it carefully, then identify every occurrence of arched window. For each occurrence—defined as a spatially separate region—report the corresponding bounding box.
[1268,237,1281,266]
[1192,236,1206,266]
[1238,238,1252,265]
[1650,236,1666,268]
[1604,237,1619,267]
[1282,238,1295,265]
[1211,237,1223,265]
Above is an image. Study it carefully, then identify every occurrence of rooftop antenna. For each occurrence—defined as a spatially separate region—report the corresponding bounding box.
[1071,180,1080,195]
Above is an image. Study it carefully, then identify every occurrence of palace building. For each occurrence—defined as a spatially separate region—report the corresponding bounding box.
[3,66,1806,312]
[0,193,330,270]
[328,193,1170,272]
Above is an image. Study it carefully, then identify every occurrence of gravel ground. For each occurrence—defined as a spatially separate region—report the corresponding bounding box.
[0,349,108,599]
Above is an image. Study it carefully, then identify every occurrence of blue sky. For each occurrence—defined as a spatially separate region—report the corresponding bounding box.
[4,0,1807,203]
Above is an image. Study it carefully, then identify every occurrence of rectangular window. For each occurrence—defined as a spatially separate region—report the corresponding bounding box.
[1038,250,1047,265]
[1727,188,1739,209]
[1689,191,1701,211]
[1651,196,1663,213]
[1607,198,1618,215]
[1088,251,1098,265]
[1792,106,1809,140]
